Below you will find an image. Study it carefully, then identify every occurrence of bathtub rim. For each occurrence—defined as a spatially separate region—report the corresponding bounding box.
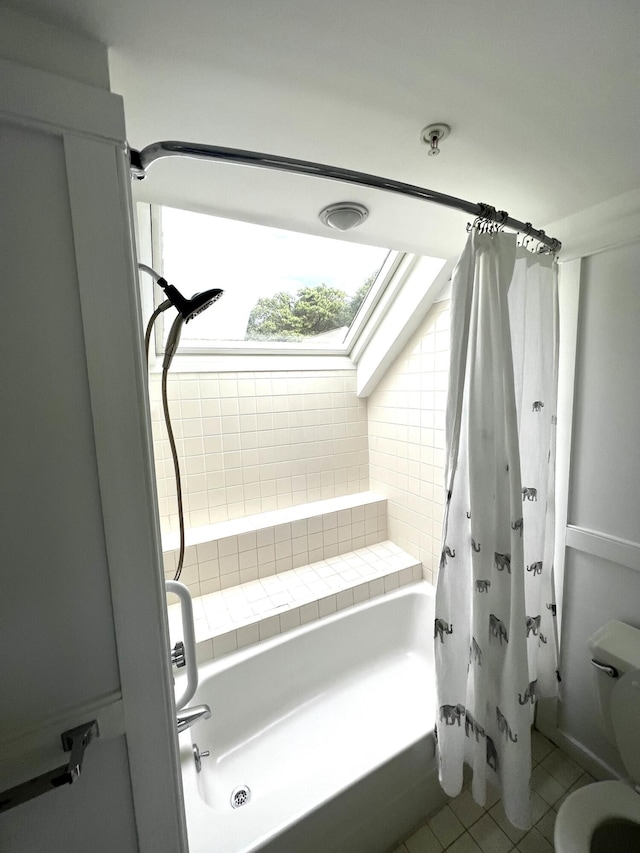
[189,578,435,684]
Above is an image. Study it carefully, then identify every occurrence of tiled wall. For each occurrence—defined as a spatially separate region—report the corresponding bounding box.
[163,496,387,599]
[368,299,450,584]
[178,541,422,664]
[150,369,368,534]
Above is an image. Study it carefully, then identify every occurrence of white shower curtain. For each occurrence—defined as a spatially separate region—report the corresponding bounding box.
[434,230,559,829]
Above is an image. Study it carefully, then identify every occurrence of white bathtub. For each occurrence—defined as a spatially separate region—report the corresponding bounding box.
[178,581,445,853]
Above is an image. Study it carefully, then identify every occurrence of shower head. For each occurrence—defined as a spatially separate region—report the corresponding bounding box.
[137,263,224,368]
[161,286,224,370]
[158,280,224,322]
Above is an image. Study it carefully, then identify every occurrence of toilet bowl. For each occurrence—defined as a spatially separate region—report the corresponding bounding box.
[554,632,640,852]
[555,780,640,852]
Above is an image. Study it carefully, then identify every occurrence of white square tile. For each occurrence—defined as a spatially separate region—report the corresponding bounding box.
[369,578,385,597]
[446,832,483,853]
[274,523,292,543]
[251,597,276,616]
[384,573,400,592]
[258,560,276,579]
[279,609,301,632]
[322,512,338,530]
[307,515,323,534]
[219,554,239,575]
[212,631,238,658]
[243,582,268,602]
[268,592,291,608]
[449,789,486,828]
[195,639,214,665]
[531,766,565,806]
[307,579,331,595]
[489,802,527,844]
[259,615,280,641]
[239,549,258,570]
[318,595,337,617]
[558,771,595,806]
[292,535,308,556]
[516,826,554,853]
[427,804,465,848]
[467,813,512,853]
[196,540,218,562]
[260,575,285,593]
[256,527,275,547]
[238,531,257,553]
[336,589,354,610]
[291,519,307,538]
[275,539,292,559]
[529,791,549,823]
[299,601,319,624]
[534,808,556,845]
[218,536,239,557]
[352,584,369,604]
[257,544,276,565]
[200,577,222,596]
[338,568,361,582]
[540,750,582,788]
[531,731,555,764]
[236,623,260,649]
[404,822,443,853]
[239,566,259,584]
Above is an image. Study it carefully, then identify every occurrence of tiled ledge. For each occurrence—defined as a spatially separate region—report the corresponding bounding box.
[167,540,422,664]
[163,492,387,601]
[161,491,385,551]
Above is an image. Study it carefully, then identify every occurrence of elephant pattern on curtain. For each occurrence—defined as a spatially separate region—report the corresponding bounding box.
[434,230,559,830]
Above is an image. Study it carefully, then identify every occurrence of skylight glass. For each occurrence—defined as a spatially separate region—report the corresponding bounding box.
[158,206,393,349]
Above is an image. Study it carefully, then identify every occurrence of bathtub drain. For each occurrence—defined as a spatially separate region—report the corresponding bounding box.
[230,785,251,809]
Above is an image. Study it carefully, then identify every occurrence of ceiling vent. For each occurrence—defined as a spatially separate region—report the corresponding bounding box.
[319,202,369,231]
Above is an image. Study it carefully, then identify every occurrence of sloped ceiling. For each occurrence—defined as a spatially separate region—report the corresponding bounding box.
[5,0,640,258]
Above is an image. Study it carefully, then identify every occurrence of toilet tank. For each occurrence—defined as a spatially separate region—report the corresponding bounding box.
[588,621,640,743]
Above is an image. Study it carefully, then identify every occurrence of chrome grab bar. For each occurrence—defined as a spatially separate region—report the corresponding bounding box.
[591,659,619,678]
[165,580,198,710]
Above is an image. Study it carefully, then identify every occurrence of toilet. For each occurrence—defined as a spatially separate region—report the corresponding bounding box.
[555,620,640,852]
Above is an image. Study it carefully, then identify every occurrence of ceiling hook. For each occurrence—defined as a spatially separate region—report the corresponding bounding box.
[420,123,451,157]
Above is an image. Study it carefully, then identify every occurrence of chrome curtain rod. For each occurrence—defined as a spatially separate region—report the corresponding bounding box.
[129,141,561,253]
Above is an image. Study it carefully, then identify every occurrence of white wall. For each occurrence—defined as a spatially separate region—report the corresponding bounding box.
[0,7,110,89]
[552,239,640,775]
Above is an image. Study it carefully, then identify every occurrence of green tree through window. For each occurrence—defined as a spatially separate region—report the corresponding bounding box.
[245,273,378,342]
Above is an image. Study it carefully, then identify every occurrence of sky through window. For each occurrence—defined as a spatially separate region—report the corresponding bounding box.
[159,206,392,346]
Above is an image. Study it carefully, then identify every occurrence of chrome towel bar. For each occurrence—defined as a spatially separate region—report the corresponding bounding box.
[0,719,99,813]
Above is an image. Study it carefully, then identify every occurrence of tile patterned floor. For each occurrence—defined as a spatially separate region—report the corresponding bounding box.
[391,731,596,853]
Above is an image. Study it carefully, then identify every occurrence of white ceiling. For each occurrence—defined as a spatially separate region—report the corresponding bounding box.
[7,0,640,258]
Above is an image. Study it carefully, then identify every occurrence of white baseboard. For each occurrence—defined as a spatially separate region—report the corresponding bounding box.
[534,711,619,782]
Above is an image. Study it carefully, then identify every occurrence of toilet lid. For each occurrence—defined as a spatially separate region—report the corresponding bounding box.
[611,668,640,784]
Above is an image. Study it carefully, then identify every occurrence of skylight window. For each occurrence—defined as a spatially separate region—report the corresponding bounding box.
[155,206,394,351]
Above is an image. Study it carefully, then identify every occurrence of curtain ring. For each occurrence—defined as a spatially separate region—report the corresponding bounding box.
[536,230,547,253]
